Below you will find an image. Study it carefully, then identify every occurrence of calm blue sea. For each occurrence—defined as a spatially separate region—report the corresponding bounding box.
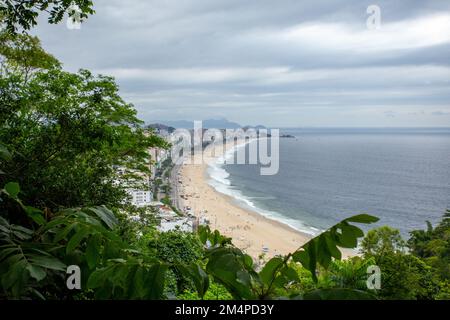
[207,128,450,236]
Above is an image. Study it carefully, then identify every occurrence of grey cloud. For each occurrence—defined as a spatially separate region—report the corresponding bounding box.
[31,0,450,126]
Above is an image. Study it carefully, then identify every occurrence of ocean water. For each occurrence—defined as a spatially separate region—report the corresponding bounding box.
[207,128,450,236]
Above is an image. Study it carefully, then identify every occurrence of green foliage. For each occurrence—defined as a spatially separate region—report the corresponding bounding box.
[323,256,376,291]
[0,194,118,298]
[196,214,378,300]
[87,258,168,300]
[360,225,442,299]
[149,231,203,266]
[0,0,95,32]
[0,31,60,77]
[408,210,450,280]
[0,215,66,298]
[147,230,204,294]
[435,281,450,300]
[277,263,317,295]
[205,246,257,299]
[1,181,46,225]
[0,143,12,162]
[177,263,209,299]
[360,226,406,256]
[0,184,169,300]
[198,225,232,247]
[0,32,168,300]
[178,281,233,300]
[0,56,167,213]
[115,205,159,244]
[292,214,379,282]
[371,252,438,300]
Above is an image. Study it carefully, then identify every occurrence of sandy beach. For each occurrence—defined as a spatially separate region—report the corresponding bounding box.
[176,140,316,260]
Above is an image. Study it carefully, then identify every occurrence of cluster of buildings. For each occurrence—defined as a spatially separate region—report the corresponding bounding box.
[122,126,171,207]
[151,201,195,233]
[117,124,199,233]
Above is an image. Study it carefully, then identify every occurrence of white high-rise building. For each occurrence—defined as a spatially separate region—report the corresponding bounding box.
[128,189,153,207]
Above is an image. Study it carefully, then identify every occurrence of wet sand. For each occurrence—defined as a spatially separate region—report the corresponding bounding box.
[177,141,314,259]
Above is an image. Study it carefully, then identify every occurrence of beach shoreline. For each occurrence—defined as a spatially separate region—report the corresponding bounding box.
[176,140,317,260]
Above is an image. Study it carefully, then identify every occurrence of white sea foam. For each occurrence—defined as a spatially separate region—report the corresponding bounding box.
[206,140,322,236]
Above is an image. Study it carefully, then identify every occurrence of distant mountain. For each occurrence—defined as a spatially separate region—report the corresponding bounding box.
[151,118,243,129]
[151,120,194,129]
[148,119,270,131]
[243,124,267,130]
[203,118,242,129]
[146,123,176,133]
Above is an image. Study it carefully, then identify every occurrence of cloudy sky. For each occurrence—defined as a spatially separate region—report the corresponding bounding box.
[33,0,450,127]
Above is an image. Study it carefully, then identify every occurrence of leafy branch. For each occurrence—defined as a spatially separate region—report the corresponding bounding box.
[194,215,379,300]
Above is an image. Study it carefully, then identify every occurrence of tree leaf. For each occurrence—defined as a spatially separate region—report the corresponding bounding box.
[1,260,27,294]
[145,263,168,300]
[281,266,299,282]
[345,214,379,224]
[0,247,19,261]
[132,266,146,299]
[316,235,332,269]
[0,144,12,160]
[336,225,362,248]
[54,222,78,242]
[259,257,284,287]
[198,225,208,244]
[85,236,100,269]
[292,250,309,267]
[26,264,47,282]
[324,233,342,260]
[10,224,34,240]
[66,228,90,254]
[206,247,254,299]
[87,267,111,289]
[24,206,45,225]
[4,182,20,199]
[178,263,209,299]
[87,206,118,229]
[28,255,66,271]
